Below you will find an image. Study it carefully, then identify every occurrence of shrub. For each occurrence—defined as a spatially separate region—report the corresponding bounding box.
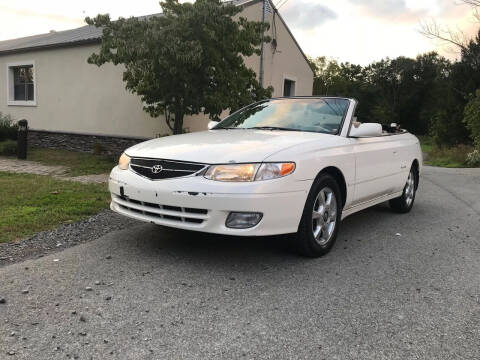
[429,110,450,148]
[463,89,480,148]
[0,112,17,141]
[466,149,480,166]
[0,140,17,156]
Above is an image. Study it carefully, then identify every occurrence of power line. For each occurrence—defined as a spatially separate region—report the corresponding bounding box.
[276,0,290,10]
[278,0,289,10]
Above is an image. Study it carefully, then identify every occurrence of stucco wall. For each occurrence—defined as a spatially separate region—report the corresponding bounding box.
[0,1,313,137]
[0,45,167,138]
[241,1,314,98]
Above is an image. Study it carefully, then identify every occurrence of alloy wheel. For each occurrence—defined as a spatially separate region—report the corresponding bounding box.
[312,187,337,246]
[404,169,415,206]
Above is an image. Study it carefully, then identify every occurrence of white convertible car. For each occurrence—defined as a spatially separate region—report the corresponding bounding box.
[109,97,422,257]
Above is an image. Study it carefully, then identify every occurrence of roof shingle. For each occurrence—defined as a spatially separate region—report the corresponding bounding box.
[0,1,256,55]
[0,25,103,55]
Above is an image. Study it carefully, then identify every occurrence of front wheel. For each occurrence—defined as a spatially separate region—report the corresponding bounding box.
[389,165,417,213]
[293,174,342,257]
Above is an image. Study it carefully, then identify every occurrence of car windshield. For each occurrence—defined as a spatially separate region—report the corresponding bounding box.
[213,98,350,134]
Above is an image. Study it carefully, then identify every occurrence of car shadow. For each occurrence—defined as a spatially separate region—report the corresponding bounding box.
[122,201,402,267]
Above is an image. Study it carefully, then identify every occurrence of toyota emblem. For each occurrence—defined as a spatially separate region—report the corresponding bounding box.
[151,164,163,174]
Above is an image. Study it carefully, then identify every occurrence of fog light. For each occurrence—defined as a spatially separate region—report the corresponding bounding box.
[226,212,263,229]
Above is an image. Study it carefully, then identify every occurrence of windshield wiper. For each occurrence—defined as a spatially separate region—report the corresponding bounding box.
[249,126,298,131]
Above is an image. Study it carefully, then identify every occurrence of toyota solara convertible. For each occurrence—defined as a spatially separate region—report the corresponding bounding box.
[109,97,422,257]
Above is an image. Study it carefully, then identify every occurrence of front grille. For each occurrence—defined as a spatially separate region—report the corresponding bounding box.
[113,194,208,225]
[130,157,207,180]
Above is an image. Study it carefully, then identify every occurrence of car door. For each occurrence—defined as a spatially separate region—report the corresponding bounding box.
[350,136,400,205]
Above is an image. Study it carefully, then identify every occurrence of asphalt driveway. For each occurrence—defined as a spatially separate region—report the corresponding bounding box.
[1,166,479,359]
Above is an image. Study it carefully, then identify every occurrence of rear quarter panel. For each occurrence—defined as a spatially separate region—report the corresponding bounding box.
[391,132,423,190]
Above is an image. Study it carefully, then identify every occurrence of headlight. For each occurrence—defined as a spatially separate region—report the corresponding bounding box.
[118,153,130,170]
[255,162,295,180]
[204,164,259,182]
[204,162,295,182]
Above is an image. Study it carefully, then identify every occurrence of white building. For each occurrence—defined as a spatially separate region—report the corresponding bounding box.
[0,0,313,152]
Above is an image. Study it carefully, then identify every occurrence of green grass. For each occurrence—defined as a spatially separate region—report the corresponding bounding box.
[0,172,110,243]
[418,136,475,168]
[25,147,117,176]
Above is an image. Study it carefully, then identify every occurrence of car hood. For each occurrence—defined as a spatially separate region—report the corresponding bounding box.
[126,129,339,163]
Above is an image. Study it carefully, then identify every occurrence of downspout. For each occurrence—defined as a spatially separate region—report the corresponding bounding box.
[259,0,266,88]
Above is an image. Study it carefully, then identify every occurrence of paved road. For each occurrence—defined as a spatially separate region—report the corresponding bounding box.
[1,166,479,359]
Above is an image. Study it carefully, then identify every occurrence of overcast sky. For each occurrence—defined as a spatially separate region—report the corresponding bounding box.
[0,0,478,65]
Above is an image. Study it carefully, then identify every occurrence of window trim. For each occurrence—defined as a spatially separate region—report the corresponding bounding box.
[282,74,297,97]
[7,60,36,106]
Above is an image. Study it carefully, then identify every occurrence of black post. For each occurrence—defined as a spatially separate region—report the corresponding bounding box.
[17,119,28,160]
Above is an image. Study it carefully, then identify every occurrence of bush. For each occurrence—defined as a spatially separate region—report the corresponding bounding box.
[0,112,17,141]
[463,89,480,148]
[466,149,480,166]
[429,110,450,147]
[0,140,17,156]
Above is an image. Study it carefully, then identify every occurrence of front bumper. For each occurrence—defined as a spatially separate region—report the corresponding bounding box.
[109,166,310,236]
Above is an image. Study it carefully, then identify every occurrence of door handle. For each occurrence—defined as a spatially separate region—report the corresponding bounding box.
[393,151,398,155]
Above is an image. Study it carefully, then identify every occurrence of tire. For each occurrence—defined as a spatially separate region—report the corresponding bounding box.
[294,174,342,257]
[389,165,417,213]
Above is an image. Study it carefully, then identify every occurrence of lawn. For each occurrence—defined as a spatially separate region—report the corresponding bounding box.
[25,147,117,176]
[418,136,475,168]
[0,172,110,243]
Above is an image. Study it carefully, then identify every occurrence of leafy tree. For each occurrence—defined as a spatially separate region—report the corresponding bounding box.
[310,54,453,134]
[429,31,480,146]
[309,57,341,96]
[464,89,480,147]
[429,110,451,147]
[86,0,272,134]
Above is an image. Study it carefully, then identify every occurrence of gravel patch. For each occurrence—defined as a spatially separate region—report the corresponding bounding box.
[0,210,140,267]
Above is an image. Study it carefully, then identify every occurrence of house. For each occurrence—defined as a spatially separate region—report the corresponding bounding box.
[0,0,313,154]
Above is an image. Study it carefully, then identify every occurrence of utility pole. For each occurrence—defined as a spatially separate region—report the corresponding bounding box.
[259,0,266,88]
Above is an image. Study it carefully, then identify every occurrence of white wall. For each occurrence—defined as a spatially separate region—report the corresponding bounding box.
[242,1,314,98]
[0,1,313,137]
[0,45,166,138]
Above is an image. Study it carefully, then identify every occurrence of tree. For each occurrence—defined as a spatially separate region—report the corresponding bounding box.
[420,0,480,55]
[464,89,480,147]
[310,53,457,136]
[429,31,480,146]
[86,0,272,134]
[309,56,341,96]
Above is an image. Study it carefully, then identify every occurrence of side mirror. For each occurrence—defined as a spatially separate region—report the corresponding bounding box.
[208,120,219,130]
[350,123,382,137]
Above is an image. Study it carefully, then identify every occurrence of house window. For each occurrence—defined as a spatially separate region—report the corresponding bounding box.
[7,61,36,106]
[283,79,296,97]
[13,66,34,101]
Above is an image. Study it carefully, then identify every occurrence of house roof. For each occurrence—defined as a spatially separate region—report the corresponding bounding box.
[0,12,166,55]
[0,25,103,55]
[0,1,255,55]
[0,0,311,74]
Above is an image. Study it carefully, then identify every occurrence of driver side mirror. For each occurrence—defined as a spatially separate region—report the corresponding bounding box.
[350,123,382,137]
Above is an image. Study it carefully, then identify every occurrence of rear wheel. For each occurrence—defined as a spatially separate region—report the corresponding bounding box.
[294,174,342,257]
[389,165,417,213]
